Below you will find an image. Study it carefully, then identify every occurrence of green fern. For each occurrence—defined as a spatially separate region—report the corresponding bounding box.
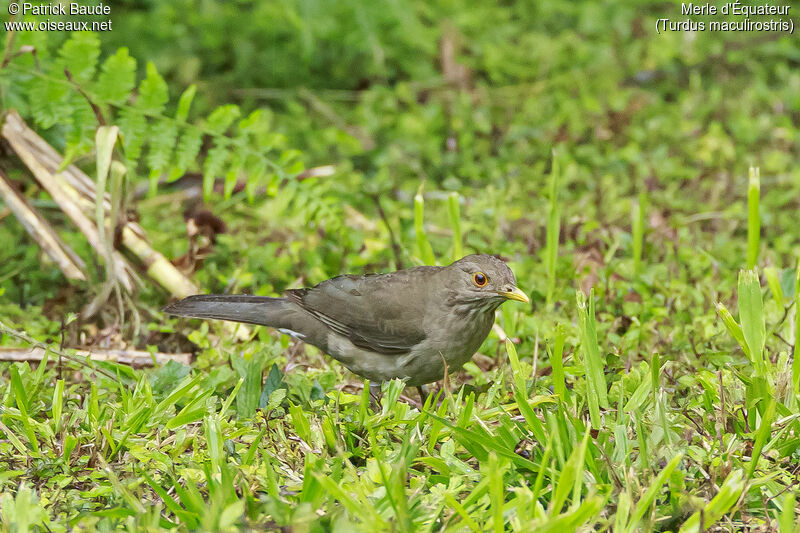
[93,48,136,105]
[204,141,231,200]
[136,62,169,115]
[27,77,71,130]
[243,154,268,202]
[175,85,198,123]
[147,120,179,192]
[206,104,241,135]
[64,101,96,162]
[57,33,101,84]
[117,107,148,165]
[170,127,204,182]
[2,32,296,202]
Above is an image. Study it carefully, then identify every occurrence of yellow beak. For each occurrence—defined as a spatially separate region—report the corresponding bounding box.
[498,287,530,303]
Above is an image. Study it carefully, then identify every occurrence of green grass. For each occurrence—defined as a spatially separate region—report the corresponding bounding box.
[2,0,800,531]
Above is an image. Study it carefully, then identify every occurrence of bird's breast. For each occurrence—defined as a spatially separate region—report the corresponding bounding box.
[422,307,495,363]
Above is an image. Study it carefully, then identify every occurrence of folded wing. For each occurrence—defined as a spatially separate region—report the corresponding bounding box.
[287,268,436,355]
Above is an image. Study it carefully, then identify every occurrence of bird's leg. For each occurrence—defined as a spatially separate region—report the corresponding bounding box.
[369,382,382,409]
[417,385,429,407]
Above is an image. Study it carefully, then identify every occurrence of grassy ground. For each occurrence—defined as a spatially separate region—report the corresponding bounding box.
[1,1,800,531]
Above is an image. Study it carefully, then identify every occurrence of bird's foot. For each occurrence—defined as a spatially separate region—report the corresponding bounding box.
[368,382,382,409]
[416,385,430,408]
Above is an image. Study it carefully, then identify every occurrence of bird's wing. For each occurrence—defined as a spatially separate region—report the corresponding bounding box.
[287,268,436,355]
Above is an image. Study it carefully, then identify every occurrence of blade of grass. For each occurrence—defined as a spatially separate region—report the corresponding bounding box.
[625,453,683,532]
[506,339,527,395]
[164,391,213,430]
[650,353,660,411]
[739,269,766,377]
[634,411,648,471]
[778,491,795,533]
[531,437,554,504]
[32,347,49,390]
[172,474,206,516]
[152,373,203,422]
[747,166,760,269]
[0,419,29,456]
[222,376,245,416]
[716,302,751,359]
[747,398,775,478]
[622,375,651,413]
[414,185,436,265]
[314,473,386,527]
[546,150,561,307]
[632,191,646,276]
[358,379,370,427]
[95,455,146,514]
[764,267,784,309]
[614,492,632,533]
[443,492,481,532]
[512,393,549,446]
[577,290,608,429]
[424,412,538,470]
[242,424,268,467]
[570,427,590,510]
[51,379,64,434]
[488,452,507,533]
[678,469,745,533]
[10,366,39,454]
[143,472,200,529]
[794,263,800,396]
[537,493,607,532]
[204,415,223,473]
[289,404,312,444]
[548,427,589,516]
[447,192,463,261]
[550,325,567,400]
[87,126,125,322]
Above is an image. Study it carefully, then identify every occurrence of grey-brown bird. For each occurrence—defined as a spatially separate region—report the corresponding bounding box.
[164,254,528,387]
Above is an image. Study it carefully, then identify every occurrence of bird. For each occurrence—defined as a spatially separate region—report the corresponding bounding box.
[164,254,529,393]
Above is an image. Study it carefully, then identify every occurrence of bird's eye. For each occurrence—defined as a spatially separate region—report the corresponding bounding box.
[472,272,488,287]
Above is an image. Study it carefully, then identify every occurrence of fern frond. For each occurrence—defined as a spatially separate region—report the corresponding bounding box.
[57,33,101,84]
[64,98,97,160]
[94,48,137,105]
[28,77,72,129]
[146,120,179,188]
[203,140,230,201]
[175,85,197,123]
[206,104,241,135]
[117,107,148,163]
[169,127,204,182]
[136,62,168,115]
[5,39,291,203]
[243,154,268,202]
[223,141,245,199]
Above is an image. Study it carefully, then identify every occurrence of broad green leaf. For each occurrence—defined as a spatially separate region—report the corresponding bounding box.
[739,269,766,376]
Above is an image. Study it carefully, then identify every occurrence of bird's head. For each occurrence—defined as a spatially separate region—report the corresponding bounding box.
[447,254,529,310]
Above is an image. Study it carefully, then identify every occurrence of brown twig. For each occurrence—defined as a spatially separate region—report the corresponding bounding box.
[64,67,107,125]
[0,346,191,367]
[2,110,203,300]
[1,21,18,69]
[372,194,404,270]
[0,168,86,280]
[2,111,137,292]
[0,318,117,380]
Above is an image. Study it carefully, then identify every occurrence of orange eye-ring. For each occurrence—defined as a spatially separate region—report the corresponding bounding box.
[472,272,488,287]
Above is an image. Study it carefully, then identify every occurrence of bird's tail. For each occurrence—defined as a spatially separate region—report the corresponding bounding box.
[163,294,291,327]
